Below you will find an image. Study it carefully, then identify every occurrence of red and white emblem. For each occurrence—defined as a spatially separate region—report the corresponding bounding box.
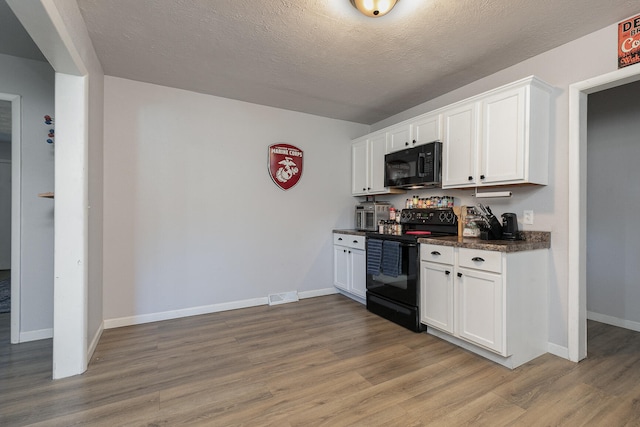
[268,144,303,190]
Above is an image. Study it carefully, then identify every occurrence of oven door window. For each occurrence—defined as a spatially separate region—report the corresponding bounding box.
[366,242,419,307]
[371,272,408,290]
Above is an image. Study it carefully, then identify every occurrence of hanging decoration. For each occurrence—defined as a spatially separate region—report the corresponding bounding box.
[268,143,303,190]
[44,115,54,144]
[618,14,640,68]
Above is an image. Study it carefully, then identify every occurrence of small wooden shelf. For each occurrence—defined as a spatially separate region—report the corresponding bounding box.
[38,192,54,199]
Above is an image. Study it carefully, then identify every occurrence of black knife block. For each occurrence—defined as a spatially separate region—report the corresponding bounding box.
[480,215,503,240]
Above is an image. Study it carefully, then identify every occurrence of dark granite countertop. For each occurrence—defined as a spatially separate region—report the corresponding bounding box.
[418,231,551,253]
[333,229,367,236]
[333,230,550,253]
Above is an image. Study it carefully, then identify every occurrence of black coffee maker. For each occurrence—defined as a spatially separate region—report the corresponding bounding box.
[501,213,519,240]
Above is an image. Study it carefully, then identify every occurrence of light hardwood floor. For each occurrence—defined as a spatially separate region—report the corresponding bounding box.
[2,294,640,426]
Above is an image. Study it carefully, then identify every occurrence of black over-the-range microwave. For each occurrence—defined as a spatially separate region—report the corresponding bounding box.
[384,141,442,189]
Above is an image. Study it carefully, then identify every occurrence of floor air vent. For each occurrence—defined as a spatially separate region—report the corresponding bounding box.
[268,291,299,306]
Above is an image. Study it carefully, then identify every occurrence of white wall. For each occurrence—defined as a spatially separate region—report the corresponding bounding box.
[102,76,368,324]
[9,0,105,377]
[586,80,640,327]
[0,53,54,336]
[49,0,105,377]
[87,70,104,351]
[369,23,625,351]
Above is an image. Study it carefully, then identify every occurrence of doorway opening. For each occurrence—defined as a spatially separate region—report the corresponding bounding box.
[586,80,640,333]
[0,94,21,342]
[568,65,640,362]
[0,99,11,317]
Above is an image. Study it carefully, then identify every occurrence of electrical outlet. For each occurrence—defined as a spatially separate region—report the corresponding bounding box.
[523,210,534,225]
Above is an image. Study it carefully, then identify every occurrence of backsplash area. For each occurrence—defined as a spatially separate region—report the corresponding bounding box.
[358,185,551,231]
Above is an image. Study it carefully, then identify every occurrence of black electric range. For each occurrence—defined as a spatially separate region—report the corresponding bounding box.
[365,208,458,332]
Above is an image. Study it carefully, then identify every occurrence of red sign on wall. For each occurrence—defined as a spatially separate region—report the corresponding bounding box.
[268,144,303,190]
[619,14,640,68]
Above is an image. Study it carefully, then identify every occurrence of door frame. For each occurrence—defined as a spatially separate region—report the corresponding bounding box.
[0,93,21,343]
[568,64,640,362]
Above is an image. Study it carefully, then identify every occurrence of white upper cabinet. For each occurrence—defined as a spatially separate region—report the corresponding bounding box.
[387,123,412,153]
[442,102,479,188]
[442,76,552,189]
[387,112,443,153]
[368,132,388,193]
[352,76,552,193]
[352,132,396,195]
[480,86,527,185]
[413,112,442,146]
[351,138,369,196]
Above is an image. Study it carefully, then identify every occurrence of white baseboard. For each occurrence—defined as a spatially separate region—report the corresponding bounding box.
[335,289,366,305]
[104,296,269,329]
[88,322,104,361]
[547,342,569,359]
[587,311,640,332]
[298,287,338,299]
[19,328,53,342]
[104,288,343,330]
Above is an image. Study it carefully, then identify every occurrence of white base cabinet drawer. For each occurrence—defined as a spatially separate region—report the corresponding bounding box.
[421,244,454,264]
[333,233,365,250]
[458,248,502,273]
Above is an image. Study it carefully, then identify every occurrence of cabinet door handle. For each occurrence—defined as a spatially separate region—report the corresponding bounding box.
[412,139,416,145]
[367,187,371,190]
[343,249,347,253]
[431,251,441,256]
[362,187,366,191]
[472,257,485,262]
[348,250,351,254]
[468,176,473,181]
[338,237,343,241]
[480,174,485,180]
[353,240,359,244]
[445,270,451,275]
[405,141,409,146]
[457,272,463,277]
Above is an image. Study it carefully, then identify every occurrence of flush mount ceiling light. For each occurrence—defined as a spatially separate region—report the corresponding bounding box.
[350,0,398,18]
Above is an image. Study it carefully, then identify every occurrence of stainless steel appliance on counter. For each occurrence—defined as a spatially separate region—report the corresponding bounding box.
[355,201,390,231]
[384,141,442,189]
[366,208,458,332]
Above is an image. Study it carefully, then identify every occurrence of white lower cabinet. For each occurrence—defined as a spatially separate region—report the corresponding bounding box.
[420,245,454,334]
[333,233,366,301]
[420,244,548,369]
[456,266,504,353]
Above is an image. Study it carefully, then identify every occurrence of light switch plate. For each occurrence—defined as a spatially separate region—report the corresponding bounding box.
[523,210,534,225]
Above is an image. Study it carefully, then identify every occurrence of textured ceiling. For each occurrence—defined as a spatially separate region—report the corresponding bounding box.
[2,1,639,125]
